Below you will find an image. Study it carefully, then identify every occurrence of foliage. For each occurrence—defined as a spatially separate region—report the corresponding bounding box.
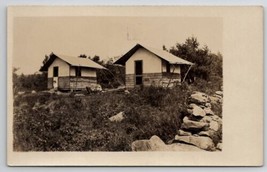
[13,85,196,151]
[13,68,47,93]
[168,37,222,82]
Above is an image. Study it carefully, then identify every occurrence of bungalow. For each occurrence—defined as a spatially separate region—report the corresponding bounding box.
[40,53,106,91]
[114,43,193,88]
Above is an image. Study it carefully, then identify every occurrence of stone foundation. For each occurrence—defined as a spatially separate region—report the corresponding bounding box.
[47,76,97,90]
[126,73,181,88]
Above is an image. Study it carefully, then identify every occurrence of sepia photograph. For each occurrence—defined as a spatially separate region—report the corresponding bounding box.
[7,6,263,166]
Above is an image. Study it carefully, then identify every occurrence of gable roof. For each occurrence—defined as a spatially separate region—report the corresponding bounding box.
[40,53,106,71]
[114,43,193,65]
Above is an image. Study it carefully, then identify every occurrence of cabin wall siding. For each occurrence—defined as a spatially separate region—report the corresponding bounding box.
[48,58,70,77]
[162,61,181,74]
[69,67,97,77]
[81,68,97,77]
[125,48,162,74]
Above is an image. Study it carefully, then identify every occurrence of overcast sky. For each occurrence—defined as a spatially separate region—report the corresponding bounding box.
[13,16,223,74]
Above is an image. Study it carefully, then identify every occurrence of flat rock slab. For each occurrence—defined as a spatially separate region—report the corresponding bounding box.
[181,116,209,130]
[188,104,206,117]
[175,135,215,151]
[189,92,210,105]
[131,135,206,151]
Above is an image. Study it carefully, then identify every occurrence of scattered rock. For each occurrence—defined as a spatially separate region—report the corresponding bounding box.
[189,92,210,105]
[17,91,25,95]
[31,90,36,94]
[204,107,214,116]
[188,104,206,117]
[214,94,222,99]
[109,111,125,122]
[205,103,212,108]
[174,135,215,151]
[215,91,223,97]
[177,129,192,136]
[210,96,219,104]
[209,121,220,131]
[216,142,222,151]
[198,131,211,137]
[74,93,85,97]
[181,116,209,131]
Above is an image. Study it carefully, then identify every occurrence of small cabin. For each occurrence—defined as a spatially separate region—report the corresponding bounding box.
[114,44,193,88]
[40,53,106,91]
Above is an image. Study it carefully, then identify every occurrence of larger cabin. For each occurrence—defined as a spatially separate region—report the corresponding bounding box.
[114,43,193,88]
[40,53,106,91]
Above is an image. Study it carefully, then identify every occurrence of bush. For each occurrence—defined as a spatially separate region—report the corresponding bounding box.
[13,72,47,93]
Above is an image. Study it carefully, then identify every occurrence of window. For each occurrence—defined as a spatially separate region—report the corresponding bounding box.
[75,67,81,76]
[53,67,58,77]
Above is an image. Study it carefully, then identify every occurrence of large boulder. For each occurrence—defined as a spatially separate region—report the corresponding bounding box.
[200,115,222,132]
[189,92,210,105]
[181,116,209,131]
[109,111,125,122]
[210,96,222,104]
[131,140,151,151]
[174,135,215,151]
[131,135,205,151]
[188,104,206,117]
[131,135,166,151]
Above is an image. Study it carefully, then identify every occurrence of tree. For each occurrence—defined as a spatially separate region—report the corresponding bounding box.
[162,45,168,51]
[79,54,87,58]
[92,55,100,63]
[168,36,222,81]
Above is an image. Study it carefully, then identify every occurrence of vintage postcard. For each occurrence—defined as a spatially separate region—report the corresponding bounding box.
[7,6,263,166]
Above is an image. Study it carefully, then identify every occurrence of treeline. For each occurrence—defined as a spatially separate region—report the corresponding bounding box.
[13,68,47,93]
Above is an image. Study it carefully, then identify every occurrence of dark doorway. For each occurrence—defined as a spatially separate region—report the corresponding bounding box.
[75,67,81,77]
[135,60,143,85]
[53,66,58,77]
